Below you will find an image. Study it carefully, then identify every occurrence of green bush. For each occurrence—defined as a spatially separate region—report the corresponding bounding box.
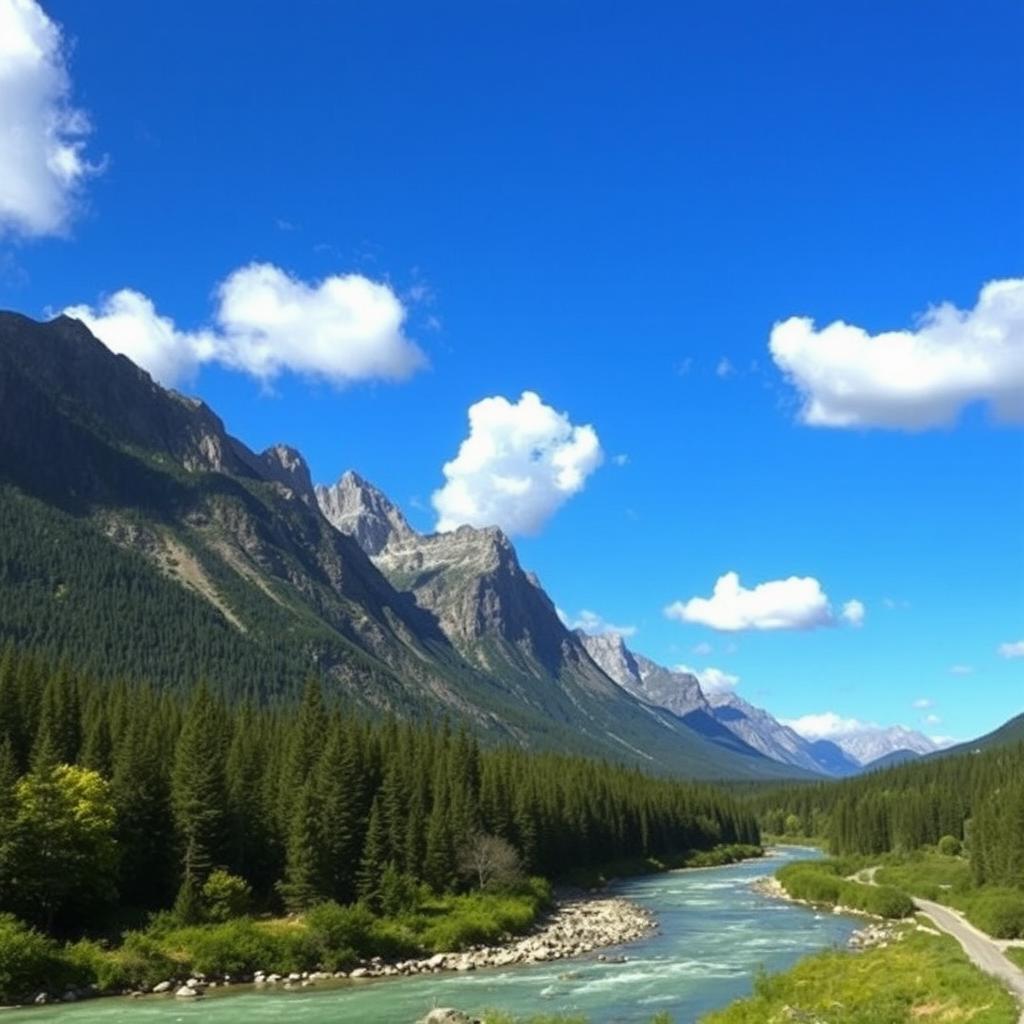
[776,862,913,919]
[937,835,962,857]
[165,919,283,976]
[305,902,376,965]
[0,914,64,1002]
[964,890,1024,939]
[200,870,253,923]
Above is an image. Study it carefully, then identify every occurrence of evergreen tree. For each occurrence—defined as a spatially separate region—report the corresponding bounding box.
[171,685,228,897]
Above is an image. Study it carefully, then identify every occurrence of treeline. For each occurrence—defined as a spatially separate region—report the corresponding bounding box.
[754,740,1024,885]
[0,644,758,937]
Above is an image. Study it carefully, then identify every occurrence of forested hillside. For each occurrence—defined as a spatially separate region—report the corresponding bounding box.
[755,740,1023,864]
[0,646,759,939]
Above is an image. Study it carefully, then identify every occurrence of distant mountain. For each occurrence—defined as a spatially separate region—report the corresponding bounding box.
[861,748,923,771]
[576,631,848,777]
[576,632,773,762]
[930,713,1024,759]
[706,692,861,776]
[826,726,942,765]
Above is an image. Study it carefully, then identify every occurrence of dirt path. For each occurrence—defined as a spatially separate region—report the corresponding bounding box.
[850,865,1024,1020]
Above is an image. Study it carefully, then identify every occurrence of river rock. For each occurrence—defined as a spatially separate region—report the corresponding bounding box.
[152,981,172,993]
[175,985,201,999]
[418,1010,475,1024]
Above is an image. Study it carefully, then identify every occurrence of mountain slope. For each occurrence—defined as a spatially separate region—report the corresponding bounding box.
[826,726,942,765]
[316,472,810,779]
[0,311,804,779]
[930,713,1024,759]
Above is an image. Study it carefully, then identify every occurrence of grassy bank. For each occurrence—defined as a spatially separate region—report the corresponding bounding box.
[700,925,1019,1024]
[0,881,551,1001]
[560,843,763,889]
[876,851,1024,939]
[775,858,915,918]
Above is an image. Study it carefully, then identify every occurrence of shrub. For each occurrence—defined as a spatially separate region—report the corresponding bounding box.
[305,902,376,966]
[965,890,1024,939]
[201,870,253,923]
[114,930,180,988]
[937,835,962,857]
[0,914,64,1002]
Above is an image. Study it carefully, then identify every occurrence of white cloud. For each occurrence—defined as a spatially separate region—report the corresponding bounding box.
[691,641,713,656]
[998,640,1024,659]
[841,599,865,627]
[715,357,734,378]
[678,664,740,696]
[612,453,629,467]
[783,712,870,740]
[63,289,217,387]
[883,597,911,611]
[560,608,636,638]
[63,263,425,388]
[912,698,934,710]
[213,263,425,384]
[665,571,859,632]
[432,391,603,536]
[0,0,100,237]
[769,278,1024,429]
[923,713,942,726]
[948,664,974,676]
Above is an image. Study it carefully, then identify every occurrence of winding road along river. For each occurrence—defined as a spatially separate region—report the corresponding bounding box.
[13,847,856,1024]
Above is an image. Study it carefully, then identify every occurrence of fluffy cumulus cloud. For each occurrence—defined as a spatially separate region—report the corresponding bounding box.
[432,391,603,536]
[0,0,100,237]
[769,278,1024,429]
[782,712,869,740]
[665,571,861,632]
[998,640,1024,659]
[677,664,740,696]
[63,263,425,388]
[840,599,865,627]
[559,608,636,638]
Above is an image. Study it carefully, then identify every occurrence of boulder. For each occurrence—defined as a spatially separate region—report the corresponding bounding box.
[152,981,172,993]
[418,1011,475,1024]
[175,985,201,999]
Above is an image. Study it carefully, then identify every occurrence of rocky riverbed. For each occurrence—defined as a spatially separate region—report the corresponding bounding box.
[62,893,656,1004]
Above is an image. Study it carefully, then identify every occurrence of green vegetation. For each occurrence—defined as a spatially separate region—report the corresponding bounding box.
[481,1015,672,1024]
[776,859,915,919]
[754,738,1024,945]
[40,883,550,991]
[701,927,1018,1024]
[0,645,759,1002]
[561,842,763,889]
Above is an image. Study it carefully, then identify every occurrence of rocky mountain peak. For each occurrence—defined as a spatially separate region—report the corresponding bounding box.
[576,630,643,690]
[259,444,316,504]
[316,470,416,556]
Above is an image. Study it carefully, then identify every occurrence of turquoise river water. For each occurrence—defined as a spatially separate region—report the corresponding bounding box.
[13,847,855,1024]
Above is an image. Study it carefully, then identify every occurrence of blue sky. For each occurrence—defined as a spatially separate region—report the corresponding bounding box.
[2,0,1022,743]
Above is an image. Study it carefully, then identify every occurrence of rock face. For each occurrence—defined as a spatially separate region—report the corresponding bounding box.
[830,726,942,765]
[315,470,416,557]
[578,630,869,778]
[319,473,574,672]
[706,691,849,776]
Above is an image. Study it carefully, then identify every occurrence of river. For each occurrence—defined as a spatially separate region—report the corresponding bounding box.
[14,846,855,1024]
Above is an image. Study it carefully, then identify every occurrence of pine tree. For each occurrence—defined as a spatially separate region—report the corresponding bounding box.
[278,780,324,913]
[358,796,388,909]
[171,685,228,897]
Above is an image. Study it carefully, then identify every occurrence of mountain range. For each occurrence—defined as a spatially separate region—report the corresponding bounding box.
[0,311,961,780]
